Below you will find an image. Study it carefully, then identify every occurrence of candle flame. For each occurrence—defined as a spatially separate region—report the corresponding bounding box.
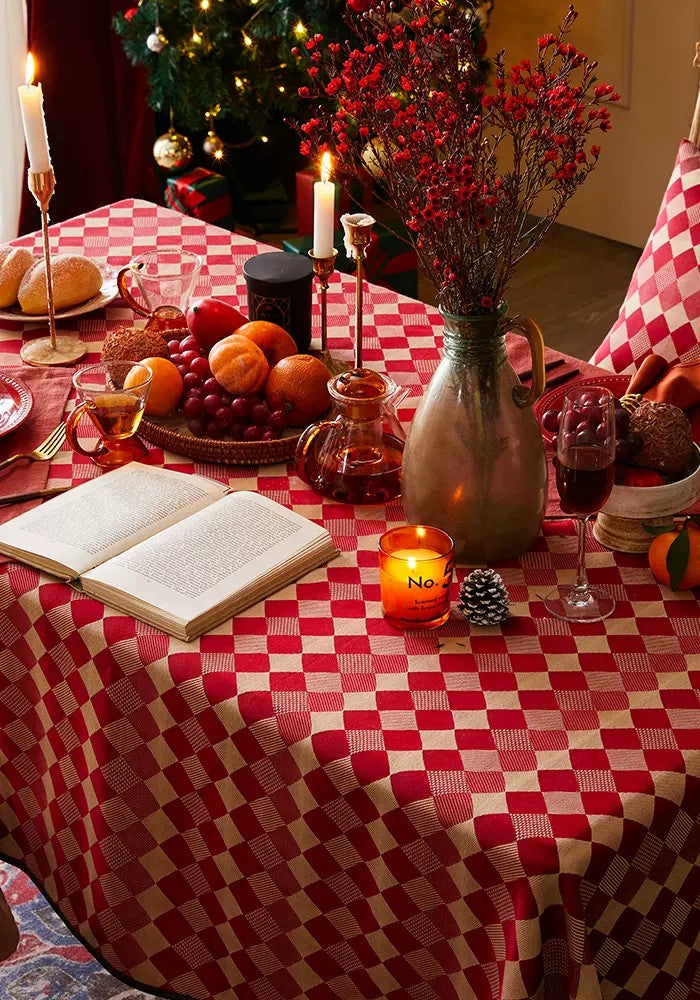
[25,52,35,86]
[416,527,426,540]
[408,558,417,571]
[320,151,332,183]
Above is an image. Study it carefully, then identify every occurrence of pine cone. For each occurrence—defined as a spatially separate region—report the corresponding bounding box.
[458,569,509,626]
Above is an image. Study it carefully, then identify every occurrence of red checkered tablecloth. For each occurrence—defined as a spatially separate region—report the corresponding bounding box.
[1,201,699,1000]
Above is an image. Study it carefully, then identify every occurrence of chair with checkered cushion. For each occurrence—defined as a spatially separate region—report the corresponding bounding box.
[592,139,700,373]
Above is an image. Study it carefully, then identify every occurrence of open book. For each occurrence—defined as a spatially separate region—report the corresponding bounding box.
[0,464,338,641]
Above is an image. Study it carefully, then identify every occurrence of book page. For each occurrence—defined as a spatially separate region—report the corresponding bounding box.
[0,464,227,578]
[83,491,332,624]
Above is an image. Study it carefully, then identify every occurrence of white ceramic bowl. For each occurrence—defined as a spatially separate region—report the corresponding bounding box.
[602,444,700,519]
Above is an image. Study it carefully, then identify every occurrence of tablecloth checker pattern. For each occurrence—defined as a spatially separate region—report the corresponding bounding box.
[593,140,700,373]
[1,201,700,1000]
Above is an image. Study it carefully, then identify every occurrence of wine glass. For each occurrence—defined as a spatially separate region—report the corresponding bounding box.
[544,385,616,622]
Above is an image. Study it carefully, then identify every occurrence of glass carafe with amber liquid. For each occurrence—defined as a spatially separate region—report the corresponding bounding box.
[295,369,408,504]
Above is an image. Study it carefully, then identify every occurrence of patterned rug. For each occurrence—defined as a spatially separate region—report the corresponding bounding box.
[0,861,154,999]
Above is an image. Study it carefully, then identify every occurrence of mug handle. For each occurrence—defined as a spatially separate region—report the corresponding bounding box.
[116,266,150,317]
[65,402,108,459]
[509,314,546,409]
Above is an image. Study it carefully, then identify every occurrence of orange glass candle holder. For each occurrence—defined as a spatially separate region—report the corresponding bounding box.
[379,525,455,630]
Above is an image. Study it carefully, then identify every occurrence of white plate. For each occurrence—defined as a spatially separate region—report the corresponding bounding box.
[0,263,118,323]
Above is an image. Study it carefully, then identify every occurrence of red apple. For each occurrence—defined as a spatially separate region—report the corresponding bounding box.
[185,297,248,353]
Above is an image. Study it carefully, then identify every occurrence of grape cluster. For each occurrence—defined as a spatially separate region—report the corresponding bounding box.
[541,392,643,464]
[168,334,288,441]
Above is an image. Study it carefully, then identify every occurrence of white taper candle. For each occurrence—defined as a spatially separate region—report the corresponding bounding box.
[313,152,335,258]
[18,53,52,173]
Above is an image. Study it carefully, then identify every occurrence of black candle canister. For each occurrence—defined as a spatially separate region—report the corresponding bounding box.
[243,252,314,352]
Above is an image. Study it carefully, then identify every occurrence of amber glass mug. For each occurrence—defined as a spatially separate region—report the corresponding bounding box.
[66,362,152,468]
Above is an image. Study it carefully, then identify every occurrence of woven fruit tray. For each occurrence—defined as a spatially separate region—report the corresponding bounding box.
[139,415,300,465]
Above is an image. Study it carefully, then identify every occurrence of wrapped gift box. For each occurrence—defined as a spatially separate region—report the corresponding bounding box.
[283,228,418,299]
[165,167,234,228]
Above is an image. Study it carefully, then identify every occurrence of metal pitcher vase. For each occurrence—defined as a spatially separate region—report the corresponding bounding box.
[401,306,548,562]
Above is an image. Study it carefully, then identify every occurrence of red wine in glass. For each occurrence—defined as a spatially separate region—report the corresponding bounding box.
[545,385,616,623]
[556,445,615,516]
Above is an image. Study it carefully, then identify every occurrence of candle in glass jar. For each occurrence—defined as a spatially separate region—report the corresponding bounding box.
[17,53,52,174]
[313,151,335,258]
[379,526,454,630]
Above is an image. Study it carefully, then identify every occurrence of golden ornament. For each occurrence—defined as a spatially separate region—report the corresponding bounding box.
[153,128,193,171]
[203,130,225,159]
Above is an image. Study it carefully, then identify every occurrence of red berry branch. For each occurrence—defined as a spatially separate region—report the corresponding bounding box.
[295,2,619,316]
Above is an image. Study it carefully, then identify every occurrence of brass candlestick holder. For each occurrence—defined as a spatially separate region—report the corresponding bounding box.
[19,169,86,368]
[308,247,350,375]
[340,213,375,370]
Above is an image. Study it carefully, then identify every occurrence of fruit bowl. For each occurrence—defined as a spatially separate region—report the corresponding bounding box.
[139,414,301,466]
[593,445,700,552]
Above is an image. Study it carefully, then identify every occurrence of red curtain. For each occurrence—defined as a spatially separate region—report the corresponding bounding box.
[19,0,160,234]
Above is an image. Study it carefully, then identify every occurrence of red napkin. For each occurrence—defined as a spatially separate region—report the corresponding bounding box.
[0,367,73,529]
[645,359,700,428]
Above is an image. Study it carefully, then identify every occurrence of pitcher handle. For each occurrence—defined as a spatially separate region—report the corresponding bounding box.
[294,421,333,484]
[116,265,150,317]
[65,402,108,459]
[509,314,546,409]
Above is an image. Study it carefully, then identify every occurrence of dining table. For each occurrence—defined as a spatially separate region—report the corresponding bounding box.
[0,198,699,1000]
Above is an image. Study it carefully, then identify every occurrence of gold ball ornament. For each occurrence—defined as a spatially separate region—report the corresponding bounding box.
[203,130,225,159]
[153,128,193,171]
[146,30,168,53]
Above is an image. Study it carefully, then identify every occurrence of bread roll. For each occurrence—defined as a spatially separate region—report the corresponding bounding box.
[0,246,35,308]
[18,255,103,314]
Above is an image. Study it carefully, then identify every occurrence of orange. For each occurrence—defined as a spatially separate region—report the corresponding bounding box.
[125,356,183,416]
[265,354,331,426]
[209,334,269,395]
[236,321,298,367]
[648,522,700,590]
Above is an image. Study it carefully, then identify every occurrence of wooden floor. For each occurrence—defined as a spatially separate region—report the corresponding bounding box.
[262,217,641,363]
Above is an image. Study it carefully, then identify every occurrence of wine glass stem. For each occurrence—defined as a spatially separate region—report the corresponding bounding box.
[571,515,591,602]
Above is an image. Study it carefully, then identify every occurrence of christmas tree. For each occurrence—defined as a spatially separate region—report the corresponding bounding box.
[114,0,348,150]
[114,1,492,159]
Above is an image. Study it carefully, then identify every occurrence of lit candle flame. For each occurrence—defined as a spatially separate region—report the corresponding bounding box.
[416,527,426,540]
[25,52,35,86]
[321,151,332,183]
[408,558,417,572]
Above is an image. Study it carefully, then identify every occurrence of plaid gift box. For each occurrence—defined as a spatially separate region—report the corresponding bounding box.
[164,167,234,228]
[283,227,418,299]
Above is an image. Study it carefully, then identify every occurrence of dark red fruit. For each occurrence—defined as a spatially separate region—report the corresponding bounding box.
[251,402,269,426]
[541,409,560,433]
[190,356,211,379]
[187,416,206,437]
[182,371,201,390]
[183,396,204,419]
[203,393,222,415]
[268,409,287,431]
[243,425,262,441]
[230,397,251,419]
[620,469,666,488]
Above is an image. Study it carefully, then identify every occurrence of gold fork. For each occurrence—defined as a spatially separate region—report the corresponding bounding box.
[0,422,67,472]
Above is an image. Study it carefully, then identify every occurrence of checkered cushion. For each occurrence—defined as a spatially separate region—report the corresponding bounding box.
[592,140,700,373]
